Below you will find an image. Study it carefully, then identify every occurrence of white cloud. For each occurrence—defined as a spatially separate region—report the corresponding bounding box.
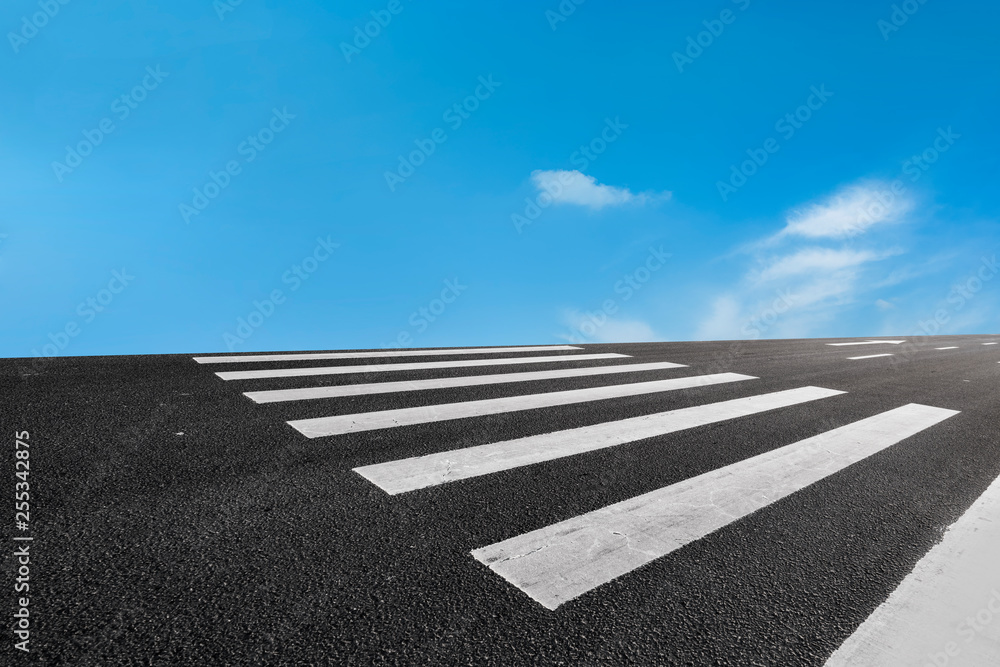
[694,179,920,341]
[752,248,892,284]
[774,182,914,241]
[530,169,669,210]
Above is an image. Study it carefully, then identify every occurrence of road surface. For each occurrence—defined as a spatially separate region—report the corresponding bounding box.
[3,336,999,664]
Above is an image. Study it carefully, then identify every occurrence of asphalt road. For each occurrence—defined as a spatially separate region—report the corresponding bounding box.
[3,335,999,665]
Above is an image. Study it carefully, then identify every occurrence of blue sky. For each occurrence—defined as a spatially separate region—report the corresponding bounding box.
[2,0,999,357]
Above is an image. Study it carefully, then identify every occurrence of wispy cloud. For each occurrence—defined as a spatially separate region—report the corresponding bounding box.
[752,247,897,284]
[530,169,669,210]
[771,181,914,241]
[695,179,919,340]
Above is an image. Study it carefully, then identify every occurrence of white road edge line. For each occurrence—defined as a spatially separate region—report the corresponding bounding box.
[982,342,998,345]
[290,373,759,438]
[825,465,1000,667]
[245,361,688,403]
[215,353,629,381]
[471,403,959,611]
[355,386,842,494]
[194,345,582,364]
[848,354,895,360]
[827,341,906,346]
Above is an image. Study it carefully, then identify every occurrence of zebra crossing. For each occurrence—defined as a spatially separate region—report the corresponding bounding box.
[287,373,758,438]
[473,404,959,610]
[212,352,627,380]
[355,386,842,494]
[196,343,973,626]
[243,361,687,403]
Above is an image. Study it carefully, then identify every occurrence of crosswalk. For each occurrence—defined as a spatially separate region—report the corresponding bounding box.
[243,361,686,403]
[355,386,842,494]
[196,342,988,659]
[288,373,758,438]
[472,403,958,610]
[213,352,627,380]
[193,345,585,363]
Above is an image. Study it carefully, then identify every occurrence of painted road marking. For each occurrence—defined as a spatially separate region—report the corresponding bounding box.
[935,347,959,350]
[826,470,1000,666]
[244,362,687,403]
[194,345,581,364]
[356,386,843,494]
[471,403,959,610]
[289,373,759,439]
[848,354,895,360]
[827,341,906,346]
[983,342,998,346]
[215,353,629,381]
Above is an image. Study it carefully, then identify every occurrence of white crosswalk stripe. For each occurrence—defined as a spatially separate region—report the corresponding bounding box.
[827,340,905,346]
[825,470,1000,666]
[471,404,959,610]
[194,345,582,364]
[215,353,628,381]
[244,361,687,403]
[355,386,843,494]
[288,373,758,438]
[191,341,974,653]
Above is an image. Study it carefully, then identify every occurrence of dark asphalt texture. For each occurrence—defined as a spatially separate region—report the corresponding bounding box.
[3,335,999,665]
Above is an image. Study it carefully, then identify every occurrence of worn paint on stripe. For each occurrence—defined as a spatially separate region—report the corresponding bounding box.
[826,465,1000,667]
[290,373,758,438]
[216,353,629,381]
[472,403,958,610]
[848,354,895,360]
[194,345,582,364]
[245,362,687,403]
[356,386,842,494]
